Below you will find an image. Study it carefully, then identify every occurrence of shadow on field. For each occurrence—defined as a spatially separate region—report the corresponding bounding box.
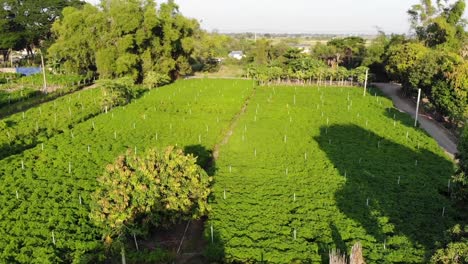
[184,144,216,176]
[383,107,418,128]
[315,124,454,258]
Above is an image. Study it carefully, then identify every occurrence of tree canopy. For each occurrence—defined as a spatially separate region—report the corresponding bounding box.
[90,146,212,244]
[48,0,200,83]
[0,0,84,57]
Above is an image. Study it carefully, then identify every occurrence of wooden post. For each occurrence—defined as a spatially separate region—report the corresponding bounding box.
[414,89,421,127]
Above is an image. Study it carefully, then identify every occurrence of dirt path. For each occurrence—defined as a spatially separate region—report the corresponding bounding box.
[373,83,458,158]
[212,86,256,160]
[175,85,256,264]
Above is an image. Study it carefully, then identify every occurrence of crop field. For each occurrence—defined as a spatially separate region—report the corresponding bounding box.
[0,79,254,262]
[209,85,456,263]
[0,79,458,263]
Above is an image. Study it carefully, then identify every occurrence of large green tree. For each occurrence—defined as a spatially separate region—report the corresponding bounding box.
[49,0,200,83]
[0,0,84,56]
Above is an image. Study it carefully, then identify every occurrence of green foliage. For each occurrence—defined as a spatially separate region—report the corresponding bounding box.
[210,84,456,263]
[452,125,468,201]
[0,0,83,52]
[98,77,138,110]
[126,248,174,263]
[0,79,254,262]
[431,225,468,263]
[90,146,212,242]
[49,0,200,84]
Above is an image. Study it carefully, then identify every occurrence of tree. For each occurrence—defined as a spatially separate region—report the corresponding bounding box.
[0,0,84,55]
[49,0,201,83]
[326,37,366,69]
[98,77,137,111]
[90,146,212,244]
[385,42,429,94]
[408,0,466,50]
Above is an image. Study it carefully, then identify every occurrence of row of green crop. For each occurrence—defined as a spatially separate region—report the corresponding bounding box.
[0,74,88,116]
[0,73,85,91]
[0,79,254,262]
[208,85,456,263]
[0,87,108,159]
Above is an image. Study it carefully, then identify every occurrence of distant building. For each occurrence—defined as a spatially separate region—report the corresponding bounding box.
[293,45,311,54]
[228,51,245,60]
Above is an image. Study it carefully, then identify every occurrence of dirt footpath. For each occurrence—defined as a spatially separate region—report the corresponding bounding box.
[373,83,458,158]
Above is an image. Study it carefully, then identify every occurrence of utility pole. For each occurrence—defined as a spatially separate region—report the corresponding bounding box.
[414,89,421,127]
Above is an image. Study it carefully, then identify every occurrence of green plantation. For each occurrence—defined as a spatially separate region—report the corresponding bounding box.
[208,84,456,263]
[0,79,254,262]
[0,79,459,263]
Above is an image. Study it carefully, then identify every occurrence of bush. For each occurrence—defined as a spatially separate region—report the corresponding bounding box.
[90,146,212,243]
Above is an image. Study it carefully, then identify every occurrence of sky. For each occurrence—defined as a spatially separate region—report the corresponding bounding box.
[83,0,466,34]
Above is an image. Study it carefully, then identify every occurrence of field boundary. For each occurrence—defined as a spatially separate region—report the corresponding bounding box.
[213,84,256,160]
[175,82,256,263]
[373,82,458,158]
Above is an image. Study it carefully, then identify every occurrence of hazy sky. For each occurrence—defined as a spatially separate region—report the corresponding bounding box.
[83,0,465,34]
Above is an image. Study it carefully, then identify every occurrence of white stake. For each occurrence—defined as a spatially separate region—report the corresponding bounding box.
[363,69,368,96]
[87,145,90,153]
[21,160,24,170]
[211,224,214,243]
[414,89,421,127]
[223,189,226,200]
[304,152,307,160]
[133,233,139,251]
[398,176,401,185]
[52,231,56,245]
[79,195,82,205]
[366,198,369,206]
[293,193,296,202]
[229,165,232,173]
[293,228,297,240]
[69,162,71,174]
[16,190,19,199]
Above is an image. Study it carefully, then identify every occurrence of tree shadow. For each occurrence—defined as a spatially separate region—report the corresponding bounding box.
[184,144,216,176]
[383,107,418,128]
[315,124,455,260]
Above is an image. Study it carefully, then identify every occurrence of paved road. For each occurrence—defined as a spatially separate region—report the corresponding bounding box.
[373,83,458,158]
